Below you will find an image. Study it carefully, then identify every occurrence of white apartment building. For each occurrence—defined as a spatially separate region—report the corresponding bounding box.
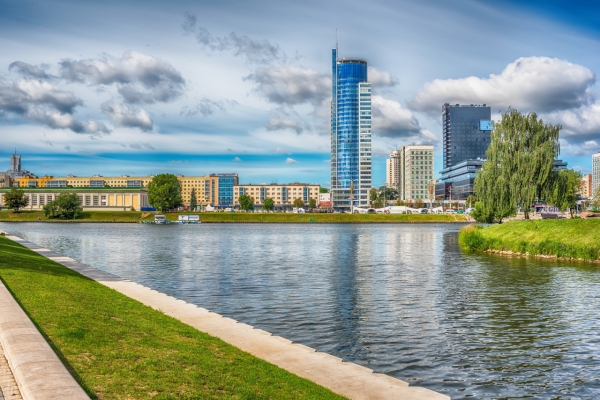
[386,150,401,189]
[390,145,435,202]
[593,152,600,199]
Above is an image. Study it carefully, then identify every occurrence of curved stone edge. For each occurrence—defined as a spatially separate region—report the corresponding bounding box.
[4,234,450,400]
[0,280,90,400]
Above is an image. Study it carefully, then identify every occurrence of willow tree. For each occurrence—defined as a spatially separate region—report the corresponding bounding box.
[474,108,560,221]
[548,169,582,217]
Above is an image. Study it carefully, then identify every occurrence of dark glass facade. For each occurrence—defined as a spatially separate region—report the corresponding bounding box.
[442,104,492,169]
[331,48,371,209]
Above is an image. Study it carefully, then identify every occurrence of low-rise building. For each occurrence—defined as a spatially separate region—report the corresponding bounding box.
[0,187,150,211]
[233,183,320,210]
[13,173,240,208]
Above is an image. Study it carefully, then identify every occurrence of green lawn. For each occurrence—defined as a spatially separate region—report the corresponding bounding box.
[0,210,467,223]
[0,237,345,399]
[458,219,600,262]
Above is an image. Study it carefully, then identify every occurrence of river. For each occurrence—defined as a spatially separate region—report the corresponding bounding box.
[1,222,599,399]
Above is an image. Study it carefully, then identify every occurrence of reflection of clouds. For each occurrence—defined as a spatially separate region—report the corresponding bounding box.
[6,222,599,397]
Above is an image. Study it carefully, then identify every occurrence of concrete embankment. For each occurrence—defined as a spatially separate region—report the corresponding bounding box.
[1,233,449,400]
[0,280,89,400]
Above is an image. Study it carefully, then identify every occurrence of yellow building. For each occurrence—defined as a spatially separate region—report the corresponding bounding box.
[13,174,228,206]
[234,183,320,209]
[0,187,149,211]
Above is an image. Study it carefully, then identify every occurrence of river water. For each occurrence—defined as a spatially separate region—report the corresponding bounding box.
[1,222,599,399]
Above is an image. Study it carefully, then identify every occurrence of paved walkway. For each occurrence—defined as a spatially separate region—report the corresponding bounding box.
[0,341,22,400]
[3,234,449,400]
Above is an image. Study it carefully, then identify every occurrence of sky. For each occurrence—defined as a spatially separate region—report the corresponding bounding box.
[1,0,599,187]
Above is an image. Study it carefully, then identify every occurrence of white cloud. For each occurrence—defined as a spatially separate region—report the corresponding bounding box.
[547,101,600,142]
[370,95,436,142]
[245,66,330,105]
[233,156,242,161]
[60,51,185,104]
[285,157,298,164]
[266,117,307,134]
[410,56,595,115]
[368,67,397,87]
[101,101,153,131]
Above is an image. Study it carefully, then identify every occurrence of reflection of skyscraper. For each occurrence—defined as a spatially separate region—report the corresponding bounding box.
[331,47,371,209]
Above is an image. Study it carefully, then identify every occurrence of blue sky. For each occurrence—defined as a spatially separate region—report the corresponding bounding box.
[1,0,599,186]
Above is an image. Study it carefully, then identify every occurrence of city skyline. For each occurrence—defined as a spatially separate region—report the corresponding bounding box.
[1,0,599,187]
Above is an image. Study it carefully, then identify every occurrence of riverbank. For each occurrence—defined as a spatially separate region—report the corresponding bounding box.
[458,220,600,262]
[0,236,345,399]
[0,210,468,223]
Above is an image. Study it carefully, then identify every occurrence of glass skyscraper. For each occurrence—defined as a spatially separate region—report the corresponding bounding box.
[330,47,371,210]
[442,103,492,169]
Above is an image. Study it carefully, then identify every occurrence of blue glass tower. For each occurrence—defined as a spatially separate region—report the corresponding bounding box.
[331,48,371,210]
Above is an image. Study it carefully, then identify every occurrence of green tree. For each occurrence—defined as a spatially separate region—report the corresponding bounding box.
[293,198,304,208]
[394,199,405,206]
[465,195,478,208]
[369,188,378,204]
[592,188,600,210]
[475,108,560,221]
[373,197,384,208]
[308,198,317,209]
[3,187,29,212]
[238,194,254,211]
[548,169,582,217]
[189,187,198,211]
[319,187,329,193]
[378,186,398,201]
[147,173,183,212]
[43,193,82,219]
[414,199,425,208]
[263,197,274,211]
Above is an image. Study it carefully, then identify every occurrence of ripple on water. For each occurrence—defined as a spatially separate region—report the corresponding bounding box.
[2,222,600,399]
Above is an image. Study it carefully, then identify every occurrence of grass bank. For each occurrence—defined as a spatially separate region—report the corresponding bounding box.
[458,220,600,262]
[0,210,467,223]
[0,236,344,399]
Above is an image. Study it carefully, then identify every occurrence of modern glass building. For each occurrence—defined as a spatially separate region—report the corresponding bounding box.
[442,103,492,169]
[330,47,371,210]
[210,173,238,207]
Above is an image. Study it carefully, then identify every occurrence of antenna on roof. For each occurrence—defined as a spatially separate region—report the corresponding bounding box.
[335,28,338,53]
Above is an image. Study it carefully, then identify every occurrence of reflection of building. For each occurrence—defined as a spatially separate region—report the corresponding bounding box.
[13,173,240,207]
[594,152,600,198]
[0,187,149,211]
[234,183,320,210]
[386,150,401,189]
[387,145,434,202]
[580,174,592,199]
[331,46,371,210]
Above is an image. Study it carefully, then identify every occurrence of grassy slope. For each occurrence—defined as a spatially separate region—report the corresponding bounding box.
[0,210,467,223]
[0,237,345,400]
[458,219,600,261]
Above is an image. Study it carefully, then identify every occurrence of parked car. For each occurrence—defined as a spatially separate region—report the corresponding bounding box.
[445,209,456,214]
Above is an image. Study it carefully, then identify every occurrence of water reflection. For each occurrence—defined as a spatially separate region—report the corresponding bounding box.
[2,222,600,399]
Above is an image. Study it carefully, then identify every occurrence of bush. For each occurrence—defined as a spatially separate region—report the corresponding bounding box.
[43,193,82,219]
